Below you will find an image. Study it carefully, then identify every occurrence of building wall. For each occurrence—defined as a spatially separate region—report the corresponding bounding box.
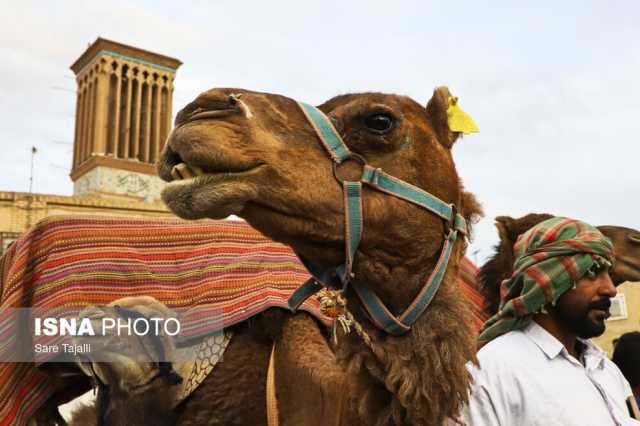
[73,165,166,200]
[594,281,640,356]
[0,190,172,256]
[70,38,180,179]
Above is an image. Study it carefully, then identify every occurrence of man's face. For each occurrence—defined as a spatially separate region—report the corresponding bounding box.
[553,268,617,339]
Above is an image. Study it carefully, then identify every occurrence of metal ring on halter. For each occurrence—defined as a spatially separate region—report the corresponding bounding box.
[332,153,367,183]
[290,101,467,336]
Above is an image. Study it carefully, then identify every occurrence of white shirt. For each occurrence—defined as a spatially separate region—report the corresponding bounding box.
[457,322,640,426]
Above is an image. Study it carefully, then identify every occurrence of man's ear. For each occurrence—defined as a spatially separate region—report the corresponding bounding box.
[425,86,459,148]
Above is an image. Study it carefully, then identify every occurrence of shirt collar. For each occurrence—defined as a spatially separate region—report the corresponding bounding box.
[578,338,607,370]
[523,321,564,359]
[522,322,607,369]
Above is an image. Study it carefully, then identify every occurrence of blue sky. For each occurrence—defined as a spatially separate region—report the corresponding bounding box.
[2,1,639,262]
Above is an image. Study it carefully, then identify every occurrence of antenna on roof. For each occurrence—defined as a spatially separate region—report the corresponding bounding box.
[29,146,37,193]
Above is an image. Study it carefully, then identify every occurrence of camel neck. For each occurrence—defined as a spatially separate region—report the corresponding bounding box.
[337,261,475,426]
[354,249,443,317]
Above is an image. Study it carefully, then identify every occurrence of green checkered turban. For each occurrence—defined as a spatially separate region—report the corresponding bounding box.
[477,217,614,347]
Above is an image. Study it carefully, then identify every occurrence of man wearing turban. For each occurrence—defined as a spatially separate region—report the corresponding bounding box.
[459,217,639,425]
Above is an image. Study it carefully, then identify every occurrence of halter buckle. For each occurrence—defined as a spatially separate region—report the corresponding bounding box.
[443,204,458,239]
[333,153,367,183]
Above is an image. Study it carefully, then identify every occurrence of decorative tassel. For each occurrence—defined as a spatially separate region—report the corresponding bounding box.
[317,289,372,348]
[318,289,351,345]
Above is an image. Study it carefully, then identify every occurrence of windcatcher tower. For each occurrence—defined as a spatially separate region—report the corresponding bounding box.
[69,38,182,201]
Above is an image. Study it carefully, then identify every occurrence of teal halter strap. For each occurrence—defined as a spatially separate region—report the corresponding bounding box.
[288,102,467,336]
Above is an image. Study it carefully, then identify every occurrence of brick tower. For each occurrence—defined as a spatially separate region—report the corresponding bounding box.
[69,38,182,201]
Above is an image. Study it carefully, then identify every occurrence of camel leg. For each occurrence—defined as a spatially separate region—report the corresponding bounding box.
[274,313,362,426]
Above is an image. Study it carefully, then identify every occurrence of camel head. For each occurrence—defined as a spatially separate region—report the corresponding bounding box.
[75,296,179,393]
[598,225,640,285]
[158,87,482,314]
[479,214,640,316]
[71,296,181,426]
[158,87,484,424]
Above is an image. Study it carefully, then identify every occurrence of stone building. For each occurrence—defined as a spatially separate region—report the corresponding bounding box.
[594,282,640,356]
[0,38,181,255]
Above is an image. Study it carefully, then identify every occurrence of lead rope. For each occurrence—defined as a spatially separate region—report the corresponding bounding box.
[266,343,279,426]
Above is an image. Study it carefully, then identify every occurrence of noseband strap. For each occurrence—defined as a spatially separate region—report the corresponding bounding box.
[288,102,467,336]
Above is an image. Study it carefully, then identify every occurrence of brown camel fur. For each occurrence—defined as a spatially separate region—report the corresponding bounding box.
[68,295,269,426]
[156,86,483,425]
[478,213,640,316]
[69,297,359,426]
[169,310,359,426]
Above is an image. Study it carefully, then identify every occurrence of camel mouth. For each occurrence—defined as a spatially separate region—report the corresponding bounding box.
[168,161,264,181]
[159,143,263,184]
[163,162,266,196]
[157,139,268,220]
[170,162,204,180]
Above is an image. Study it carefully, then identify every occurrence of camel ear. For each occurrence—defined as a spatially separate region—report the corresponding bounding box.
[495,216,518,245]
[425,86,479,149]
[426,86,458,148]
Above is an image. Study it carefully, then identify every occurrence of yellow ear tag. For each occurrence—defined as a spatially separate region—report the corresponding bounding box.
[446,96,479,134]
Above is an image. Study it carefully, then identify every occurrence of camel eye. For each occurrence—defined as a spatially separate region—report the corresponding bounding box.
[364,114,394,133]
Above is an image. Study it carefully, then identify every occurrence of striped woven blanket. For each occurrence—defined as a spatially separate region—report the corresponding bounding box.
[0,215,485,425]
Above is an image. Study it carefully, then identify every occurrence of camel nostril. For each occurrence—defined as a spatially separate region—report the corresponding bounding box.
[165,146,183,168]
[628,234,640,244]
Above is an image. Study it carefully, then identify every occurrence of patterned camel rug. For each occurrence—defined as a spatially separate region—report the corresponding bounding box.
[0,215,485,425]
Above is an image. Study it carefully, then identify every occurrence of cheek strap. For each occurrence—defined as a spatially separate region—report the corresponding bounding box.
[288,102,466,336]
